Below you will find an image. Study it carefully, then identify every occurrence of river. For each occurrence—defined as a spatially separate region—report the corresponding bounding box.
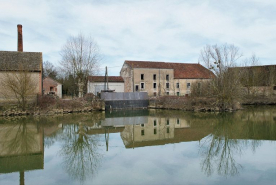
[0,106,275,185]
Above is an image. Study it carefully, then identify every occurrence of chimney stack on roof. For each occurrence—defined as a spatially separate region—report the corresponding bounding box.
[17,24,23,52]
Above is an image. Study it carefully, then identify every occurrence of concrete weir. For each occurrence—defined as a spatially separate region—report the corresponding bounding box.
[101,92,149,110]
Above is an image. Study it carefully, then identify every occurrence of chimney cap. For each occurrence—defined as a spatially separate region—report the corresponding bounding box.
[17,24,22,27]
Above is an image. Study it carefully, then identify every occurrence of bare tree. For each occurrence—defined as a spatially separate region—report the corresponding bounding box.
[0,63,38,110]
[60,33,101,97]
[43,60,58,79]
[198,44,244,110]
[240,54,260,95]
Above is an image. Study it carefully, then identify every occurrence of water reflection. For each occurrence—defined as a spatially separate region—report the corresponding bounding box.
[42,114,104,183]
[0,118,43,185]
[197,108,276,177]
[0,107,275,184]
[58,123,102,183]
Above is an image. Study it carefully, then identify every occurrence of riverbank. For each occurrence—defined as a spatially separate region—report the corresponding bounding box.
[148,96,240,112]
[0,96,105,117]
[149,95,276,112]
[242,95,276,105]
[1,95,276,117]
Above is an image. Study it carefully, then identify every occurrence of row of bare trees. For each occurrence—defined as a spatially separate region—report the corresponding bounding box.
[192,43,275,110]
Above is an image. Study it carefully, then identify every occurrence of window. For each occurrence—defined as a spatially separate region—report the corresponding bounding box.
[176,83,179,88]
[154,129,157,135]
[167,128,170,133]
[141,83,145,89]
[274,86,276,90]
[166,83,169,89]
[154,120,157,126]
[141,74,144,80]
[167,119,170,125]
[153,83,157,89]
[141,124,144,127]
[135,85,139,91]
[166,74,169,81]
[187,83,191,89]
[141,130,144,136]
[177,118,180,124]
[153,92,157,96]
[153,74,156,80]
[177,92,180,96]
[50,87,54,92]
[166,92,169,95]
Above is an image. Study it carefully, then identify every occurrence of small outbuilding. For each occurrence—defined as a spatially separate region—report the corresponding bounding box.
[87,76,124,95]
[43,77,62,98]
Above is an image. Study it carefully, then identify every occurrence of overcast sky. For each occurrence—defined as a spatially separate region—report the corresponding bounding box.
[1,0,276,75]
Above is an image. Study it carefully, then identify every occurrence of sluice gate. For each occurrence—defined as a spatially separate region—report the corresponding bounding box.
[101,92,149,110]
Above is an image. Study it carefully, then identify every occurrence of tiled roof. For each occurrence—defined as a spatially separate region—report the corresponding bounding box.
[0,51,42,71]
[43,77,62,85]
[88,76,124,82]
[124,60,215,79]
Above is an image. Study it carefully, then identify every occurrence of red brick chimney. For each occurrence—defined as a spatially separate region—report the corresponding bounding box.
[17,24,23,52]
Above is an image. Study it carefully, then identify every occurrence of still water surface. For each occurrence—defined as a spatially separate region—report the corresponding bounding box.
[0,106,275,185]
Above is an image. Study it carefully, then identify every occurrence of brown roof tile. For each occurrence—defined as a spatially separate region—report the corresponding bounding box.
[124,60,215,79]
[88,76,124,82]
[0,51,42,71]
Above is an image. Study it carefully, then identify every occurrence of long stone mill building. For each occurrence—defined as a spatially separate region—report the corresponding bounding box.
[120,60,214,96]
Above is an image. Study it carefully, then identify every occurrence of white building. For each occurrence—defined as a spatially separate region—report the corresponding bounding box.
[87,76,124,95]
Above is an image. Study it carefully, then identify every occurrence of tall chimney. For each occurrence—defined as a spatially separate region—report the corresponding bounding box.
[17,24,23,52]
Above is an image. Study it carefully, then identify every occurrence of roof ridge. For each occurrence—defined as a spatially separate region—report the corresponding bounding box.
[125,60,198,64]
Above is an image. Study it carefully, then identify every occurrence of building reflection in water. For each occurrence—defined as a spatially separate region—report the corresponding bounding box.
[94,110,212,149]
[0,107,275,184]
[87,109,276,178]
[0,119,44,185]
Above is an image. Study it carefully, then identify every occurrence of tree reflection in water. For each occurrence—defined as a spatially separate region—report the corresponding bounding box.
[1,118,42,185]
[4,119,39,155]
[199,113,267,177]
[59,122,102,183]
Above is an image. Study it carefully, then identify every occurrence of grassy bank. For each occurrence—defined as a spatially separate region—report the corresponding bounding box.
[0,95,105,117]
[149,95,276,112]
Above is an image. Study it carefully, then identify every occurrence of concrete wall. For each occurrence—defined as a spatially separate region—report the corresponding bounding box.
[57,84,62,98]
[0,71,41,103]
[87,82,124,95]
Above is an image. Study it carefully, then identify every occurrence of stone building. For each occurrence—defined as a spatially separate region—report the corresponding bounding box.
[87,76,124,95]
[120,60,214,96]
[43,77,62,98]
[231,65,276,96]
[0,25,43,103]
